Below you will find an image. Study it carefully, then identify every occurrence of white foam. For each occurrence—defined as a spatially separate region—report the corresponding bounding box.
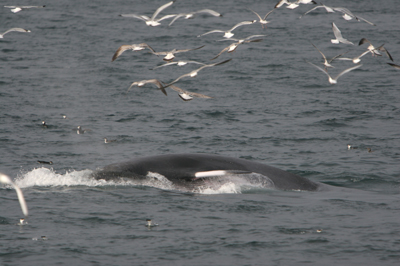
[14,167,134,188]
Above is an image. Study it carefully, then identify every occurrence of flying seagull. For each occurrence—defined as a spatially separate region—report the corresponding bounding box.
[332,7,376,26]
[197,20,256,39]
[359,38,393,61]
[151,45,205,61]
[299,3,335,18]
[169,9,222,26]
[247,8,274,29]
[331,22,354,45]
[169,85,213,101]
[127,79,167,95]
[111,43,155,62]
[4,5,45,13]
[119,1,176,27]
[309,41,348,69]
[0,173,28,217]
[211,35,265,60]
[0,28,30,38]
[306,61,362,84]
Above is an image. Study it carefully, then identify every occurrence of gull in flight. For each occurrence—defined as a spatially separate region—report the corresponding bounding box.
[119,1,176,27]
[334,44,390,64]
[211,35,265,60]
[111,43,155,62]
[275,0,316,9]
[163,59,232,88]
[306,61,362,84]
[127,79,167,95]
[332,7,376,26]
[151,45,205,61]
[0,173,28,217]
[0,28,30,38]
[169,9,222,26]
[4,5,45,13]
[151,60,206,70]
[309,41,348,69]
[300,4,376,25]
[359,38,393,61]
[197,20,256,39]
[248,8,274,29]
[169,85,213,101]
[331,22,354,45]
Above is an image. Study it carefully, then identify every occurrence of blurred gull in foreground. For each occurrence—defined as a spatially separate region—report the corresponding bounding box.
[0,173,28,217]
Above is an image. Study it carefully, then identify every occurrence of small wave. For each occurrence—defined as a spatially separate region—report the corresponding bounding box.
[14,167,134,188]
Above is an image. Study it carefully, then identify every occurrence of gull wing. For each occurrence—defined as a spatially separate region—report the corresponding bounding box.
[194,9,221,17]
[333,64,362,81]
[151,0,175,21]
[229,20,255,32]
[306,61,331,79]
[387,63,400,70]
[210,44,235,60]
[120,14,150,21]
[248,8,262,20]
[197,29,225,37]
[174,45,205,54]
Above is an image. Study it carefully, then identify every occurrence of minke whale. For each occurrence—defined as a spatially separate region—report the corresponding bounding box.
[92,153,324,192]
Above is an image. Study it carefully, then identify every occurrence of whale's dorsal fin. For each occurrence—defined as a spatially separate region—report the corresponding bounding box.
[194,170,252,179]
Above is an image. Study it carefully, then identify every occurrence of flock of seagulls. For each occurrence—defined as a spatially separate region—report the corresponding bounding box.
[1,0,398,220]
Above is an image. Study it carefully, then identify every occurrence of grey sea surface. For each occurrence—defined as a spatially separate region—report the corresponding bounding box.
[1,0,400,265]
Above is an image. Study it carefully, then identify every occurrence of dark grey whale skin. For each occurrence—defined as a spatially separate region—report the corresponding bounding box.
[92,153,323,191]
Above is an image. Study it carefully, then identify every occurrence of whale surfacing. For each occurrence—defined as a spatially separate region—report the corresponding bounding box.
[92,153,321,191]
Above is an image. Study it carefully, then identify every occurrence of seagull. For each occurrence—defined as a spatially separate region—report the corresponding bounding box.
[42,121,48,128]
[119,1,176,27]
[169,9,222,26]
[151,60,206,70]
[248,8,274,29]
[334,44,387,64]
[0,173,28,217]
[300,4,376,25]
[197,20,257,39]
[168,85,213,101]
[367,148,374,153]
[359,38,393,61]
[151,45,205,61]
[387,63,400,70]
[211,35,265,60]
[306,61,362,84]
[0,28,30,38]
[111,43,155,62]
[332,7,376,26]
[4,5,45,13]
[127,79,167,95]
[163,59,232,88]
[309,41,348,69]
[331,22,354,45]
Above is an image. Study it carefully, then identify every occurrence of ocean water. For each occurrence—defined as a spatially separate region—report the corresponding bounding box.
[1,0,400,265]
